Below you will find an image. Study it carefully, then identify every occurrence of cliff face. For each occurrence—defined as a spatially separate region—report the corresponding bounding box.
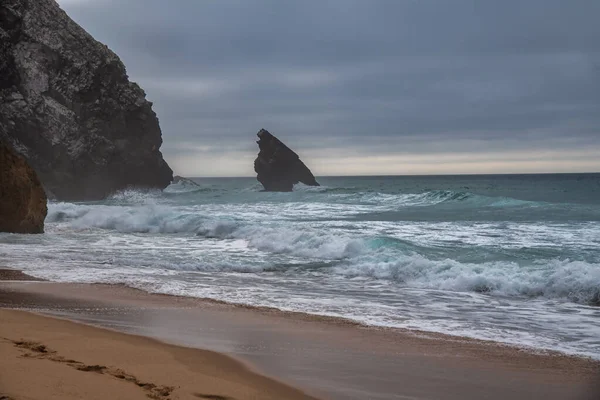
[0,141,47,234]
[254,129,319,191]
[0,0,173,201]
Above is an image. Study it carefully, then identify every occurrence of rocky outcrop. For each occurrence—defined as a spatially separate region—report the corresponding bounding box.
[254,129,319,191]
[0,141,47,233]
[0,0,172,201]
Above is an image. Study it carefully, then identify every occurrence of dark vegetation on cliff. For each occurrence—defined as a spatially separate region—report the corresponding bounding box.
[254,129,319,191]
[0,0,172,201]
[0,141,47,233]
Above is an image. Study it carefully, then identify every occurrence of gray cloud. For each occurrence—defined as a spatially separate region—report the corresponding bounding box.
[57,0,600,175]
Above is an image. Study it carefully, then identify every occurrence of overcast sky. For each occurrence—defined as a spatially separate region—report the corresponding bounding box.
[57,0,600,176]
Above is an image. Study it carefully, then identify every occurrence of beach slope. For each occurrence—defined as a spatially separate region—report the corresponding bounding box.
[1,279,599,400]
[0,309,316,400]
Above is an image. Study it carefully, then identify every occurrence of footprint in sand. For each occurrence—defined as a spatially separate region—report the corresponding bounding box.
[7,338,175,399]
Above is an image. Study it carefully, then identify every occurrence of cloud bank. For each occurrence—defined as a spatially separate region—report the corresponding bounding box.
[57,0,600,176]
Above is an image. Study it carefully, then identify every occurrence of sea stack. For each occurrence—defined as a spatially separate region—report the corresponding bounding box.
[0,0,173,201]
[254,129,319,191]
[0,141,47,233]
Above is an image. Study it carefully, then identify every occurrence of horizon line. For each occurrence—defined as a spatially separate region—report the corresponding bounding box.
[180,171,600,179]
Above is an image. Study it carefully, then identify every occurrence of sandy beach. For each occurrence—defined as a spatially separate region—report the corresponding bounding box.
[0,309,317,400]
[1,272,599,400]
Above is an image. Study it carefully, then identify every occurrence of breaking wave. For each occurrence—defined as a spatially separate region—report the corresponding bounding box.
[334,255,600,306]
[44,197,600,306]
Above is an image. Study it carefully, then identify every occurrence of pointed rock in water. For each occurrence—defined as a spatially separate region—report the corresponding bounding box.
[0,141,47,233]
[0,0,173,201]
[254,129,319,191]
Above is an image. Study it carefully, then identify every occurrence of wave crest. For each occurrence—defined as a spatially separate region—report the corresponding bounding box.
[334,255,600,305]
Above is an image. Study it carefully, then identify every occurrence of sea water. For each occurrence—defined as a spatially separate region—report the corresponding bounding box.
[1,174,599,359]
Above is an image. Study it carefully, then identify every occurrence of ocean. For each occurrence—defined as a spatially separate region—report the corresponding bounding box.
[2,174,600,359]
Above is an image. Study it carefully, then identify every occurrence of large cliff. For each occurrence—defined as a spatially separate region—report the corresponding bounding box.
[0,0,173,200]
[0,140,47,233]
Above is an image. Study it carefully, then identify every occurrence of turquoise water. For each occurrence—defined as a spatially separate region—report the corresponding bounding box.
[2,174,600,358]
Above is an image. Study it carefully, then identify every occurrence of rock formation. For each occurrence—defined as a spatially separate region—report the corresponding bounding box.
[0,141,47,233]
[0,0,173,201]
[254,129,319,191]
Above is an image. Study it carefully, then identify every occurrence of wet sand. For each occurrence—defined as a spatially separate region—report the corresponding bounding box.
[0,309,317,400]
[0,268,44,281]
[1,279,599,400]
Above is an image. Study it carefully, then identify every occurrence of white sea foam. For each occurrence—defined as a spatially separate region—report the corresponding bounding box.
[163,178,203,194]
[43,201,600,305]
[334,255,600,304]
[48,202,204,233]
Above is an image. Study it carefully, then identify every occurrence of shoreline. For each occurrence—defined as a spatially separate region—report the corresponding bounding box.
[5,268,599,362]
[2,273,600,400]
[0,268,45,281]
[45,282,600,360]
